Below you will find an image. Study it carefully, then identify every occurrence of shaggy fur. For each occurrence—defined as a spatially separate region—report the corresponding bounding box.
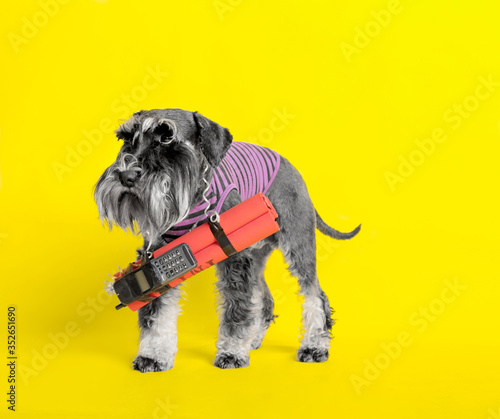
[94,108,360,371]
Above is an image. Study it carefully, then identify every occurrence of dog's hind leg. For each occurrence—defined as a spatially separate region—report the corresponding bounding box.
[133,287,182,372]
[283,227,333,362]
[283,229,333,362]
[273,190,333,362]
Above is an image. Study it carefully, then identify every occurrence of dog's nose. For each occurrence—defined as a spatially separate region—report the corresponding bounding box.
[119,170,138,187]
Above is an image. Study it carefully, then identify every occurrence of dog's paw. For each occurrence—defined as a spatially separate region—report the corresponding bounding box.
[214,353,250,369]
[297,347,329,363]
[133,356,172,373]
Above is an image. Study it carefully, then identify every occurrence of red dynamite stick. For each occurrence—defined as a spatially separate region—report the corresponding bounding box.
[114,193,280,311]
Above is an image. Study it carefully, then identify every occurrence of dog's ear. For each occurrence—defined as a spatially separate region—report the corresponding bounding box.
[192,112,233,167]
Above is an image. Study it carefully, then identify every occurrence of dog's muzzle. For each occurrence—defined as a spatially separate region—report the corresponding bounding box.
[119,170,139,187]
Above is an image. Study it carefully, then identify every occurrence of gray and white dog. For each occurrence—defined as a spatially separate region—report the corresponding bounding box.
[94,108,360,372]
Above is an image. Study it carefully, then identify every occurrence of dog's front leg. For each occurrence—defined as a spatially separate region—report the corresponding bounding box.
[214,252,260,369]
[133,287,182,373]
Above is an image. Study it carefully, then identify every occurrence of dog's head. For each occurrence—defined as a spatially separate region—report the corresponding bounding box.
[94,108,232,241]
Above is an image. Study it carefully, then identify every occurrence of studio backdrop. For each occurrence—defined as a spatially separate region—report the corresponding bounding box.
[1,1,499,418]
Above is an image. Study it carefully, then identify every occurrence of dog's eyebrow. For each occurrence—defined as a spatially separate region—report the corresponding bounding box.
[141,117,177,134]
[133,130,141,144]
[127,117,155,145]
[142,118,156,133]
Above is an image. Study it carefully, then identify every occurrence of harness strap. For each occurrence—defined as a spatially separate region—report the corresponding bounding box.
[208,219,237,257]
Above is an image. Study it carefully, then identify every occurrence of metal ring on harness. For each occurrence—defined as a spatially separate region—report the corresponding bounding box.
[207,210,220,224]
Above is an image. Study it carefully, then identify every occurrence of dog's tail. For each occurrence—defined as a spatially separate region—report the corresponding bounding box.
[315,210,361,240]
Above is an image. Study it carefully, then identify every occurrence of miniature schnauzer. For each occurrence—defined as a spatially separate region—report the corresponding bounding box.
[94,108,360,372]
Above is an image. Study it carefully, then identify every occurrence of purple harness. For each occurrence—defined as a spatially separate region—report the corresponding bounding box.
[162,141,280,242]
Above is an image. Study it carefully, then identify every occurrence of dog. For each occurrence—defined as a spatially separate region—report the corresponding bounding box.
[94,108,360,372]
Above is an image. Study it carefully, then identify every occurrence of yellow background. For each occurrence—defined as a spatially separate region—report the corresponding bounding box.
[1,0,500,418]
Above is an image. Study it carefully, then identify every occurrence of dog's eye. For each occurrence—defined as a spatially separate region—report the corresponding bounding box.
[155,119,176,145]
[160,134,174,145]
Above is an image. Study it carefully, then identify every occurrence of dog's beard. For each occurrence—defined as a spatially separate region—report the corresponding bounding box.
[94,149,200,241]
[94,170,146,234]
[140,171,193,239]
